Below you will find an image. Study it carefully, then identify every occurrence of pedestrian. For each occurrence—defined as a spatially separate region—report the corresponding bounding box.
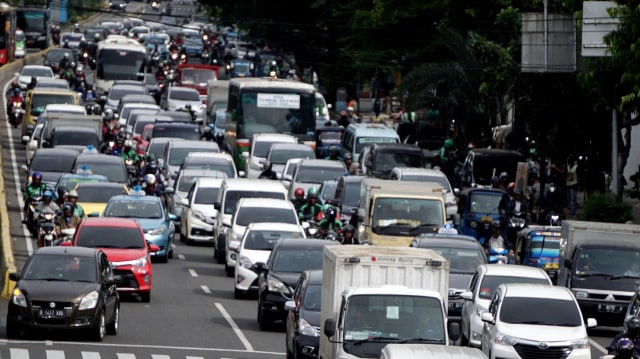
[566,156,578,216]
[337,110,350,128]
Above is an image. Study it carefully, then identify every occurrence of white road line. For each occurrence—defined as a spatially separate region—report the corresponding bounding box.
[201,285,210,294]
[590,338,607,354]
[151,355,171,359]
[215,302,254,352]
[185,356,204,359]
[178,254,186,260]
[188,269,198,277]
[46,349,66,359]
[3,80,33,255]
[116,354,136,359]
[10,348,29,359]
[81,352,102,359]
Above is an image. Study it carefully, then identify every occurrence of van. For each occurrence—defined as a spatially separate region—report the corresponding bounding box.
[15,30,26,58]
[459,148,526,188]
[213,178,288,264]
[340,123,400,163]
[22,89,80,140]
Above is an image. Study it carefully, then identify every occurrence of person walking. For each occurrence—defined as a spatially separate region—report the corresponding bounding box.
[566,156,578,217]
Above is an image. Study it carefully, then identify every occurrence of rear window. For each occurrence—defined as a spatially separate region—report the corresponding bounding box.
[170,89,200,101]
[75,186,127,203]
[76,225,144,249]
[108,87,145,101]
[271,247,324,272]
[152,126,202,141]
[223,190,286,214]
[194,187,219,204]
[78,162,127,183]
[235,207,297,226]
[478,275,550,300]
[52,131,99,148]
[295,165,345,183]
[243,229,303,250]
[183,158,235,178]
[31,155,76,173]
[169,146,219,166]
[269,148,314,164]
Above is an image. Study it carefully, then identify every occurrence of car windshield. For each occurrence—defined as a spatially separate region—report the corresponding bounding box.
[575,247,640,277]
[320,182,338,202]
[183,158,235,178]
[22,67,52,77]
[269,148,314,164]
[152,126,201,141]
[178,175,202,192]
[243,230,302,250]
[104,200,164,219]
[223,190,286,214]
[78,162,127,183]
[355,137,398,153]
[194,187,219,204]
[478,275,550,300]
[295,165,346,183]
[181,69,217,85]
[30,94,76,116]
[76,226,144,248]
[271,248,324,272]
[372,198,444,234]
[52,131,99,147]
[400,175,452,192]
[529,236,560,250]
[133,119,155,135]
[148,140,169,158]
[170,89,200,101]
[500,297,582,326]
[253,140,289,158]
[22,254,97,282]
[76,186,127,203]
[235,207,297,226]
[469,192,509,215]
[430,247,485,273]
[303,284,322,311]
[169,147,219,166]
[57,176,107,190]
[31,155,76,173]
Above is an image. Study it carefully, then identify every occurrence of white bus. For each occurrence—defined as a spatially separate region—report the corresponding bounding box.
[225,77,318,172]
[93,35,147,96]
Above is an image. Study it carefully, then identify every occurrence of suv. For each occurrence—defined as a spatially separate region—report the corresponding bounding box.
[460,264,552,347]
[363,143,424,179]
[256,238,339,330]
[340,123,400,162]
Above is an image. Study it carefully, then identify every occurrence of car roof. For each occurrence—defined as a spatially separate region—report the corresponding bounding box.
[480,264,550,279]
[168,139,220,149]
[109,194,162,203]
[392,167,447,176]
[274,238,339,250]
[34,246,100,258]
[346,123,399,136]
[121,94,156,101]
[34,148,81,157]
[371,143,421,151]
[245,222,303,232]
[53,126,98,133]
[23,65,51,71]
[500,283,573,300]
[75,153,125,163]
[412,234,483,249]
[269,143,314,151]
[237,197,294,209]
[81,217,141,228]
[299,159,346,169]
[178,169,227,178]
[185,152,232,160]
[169,86,200,94]
[340,175,365,183]
[44,103,85,112]
[194,177,225,187]
[75,181,127,189]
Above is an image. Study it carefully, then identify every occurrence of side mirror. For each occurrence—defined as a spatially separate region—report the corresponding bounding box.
[214,202,221,210]
[460,291,473,300]
[254,262,267,272]
[22,135,30,143]
[180,198,189,207]
[587,318,597,328]
[20,165,28,172]
[241,152,249,159]
[480,311,494,324]
[324,318,336,338]
[284,300,296,311]
[164,187,175,195]
[9,272,19,282]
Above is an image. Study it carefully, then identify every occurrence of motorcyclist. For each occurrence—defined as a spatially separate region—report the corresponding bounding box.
[258,161,278,180]
[508,190,530,220]
[439,138,456,180]
[291,187,306,212]
[340,224,359,245]
[23,172,47,222]
[8,87,24,128]
[102,109,119,143]
[608,317,640,355]
[26,76,37,90]
[325,146,343,161]
[66,190,86,219]
[484,220,513,258]
[55,202,82,245]
[35,190,60,216]
[343,153,354,171]
[142,174,165,204]
[59,53,72,71]
[499,172,510,191]
[213,132,231,153]
[318,205,343,234]
[610,337,637,359]
[120,139,139,162]
[538,182,565,225]
[298,187,323,221]
[55,186,68,207]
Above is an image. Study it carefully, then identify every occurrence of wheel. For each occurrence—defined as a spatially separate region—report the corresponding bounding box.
[285,348,294,359]
[234,286,245,299]
[159,250,169,263]
[106,304,119,335]
[460,331,469,346]
[140,291,151,303]
[216,236,226,264]
[91,311,106,341]
[168,246,174,259]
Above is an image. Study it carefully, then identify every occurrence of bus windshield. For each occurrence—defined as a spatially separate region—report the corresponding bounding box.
[17,10,45,32]
[238,90,315,138]
[97,48,146,81]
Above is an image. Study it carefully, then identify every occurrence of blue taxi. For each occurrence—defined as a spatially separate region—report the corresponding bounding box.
[514,225,561,282]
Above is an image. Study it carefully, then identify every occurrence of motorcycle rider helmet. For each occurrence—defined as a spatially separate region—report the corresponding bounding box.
[43,190,53,199]
[627,317,640,338]
[214,131,225,142]
[307,187,318,199]
[144,174,157,186]
[12,88,21,96]
[103,108,114,120]
[343,224,355,234]
[499,172,509,182]
[62,202,74,216]
[63,53,69,60]
[124,139,134,150]
[93,104,102,115]
[32,172,42,182]
[325,206,337,222]
[75,65,83,75]
[294,187,305,199]
[67,190,79,199]
[444,138,454,148]
[491,220,501,230]
[616,337,634,356]
[11,79,19,88]
[263,161,272,171]
[344,153,353,161]
[148,159,159,171]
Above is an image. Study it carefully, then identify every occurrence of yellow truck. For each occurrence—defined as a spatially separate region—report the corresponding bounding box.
[22,88,80,140]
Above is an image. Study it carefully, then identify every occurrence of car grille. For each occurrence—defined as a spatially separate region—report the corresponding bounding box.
[586,292,633,302]
[114,269,139,289]
[513,344,572,359]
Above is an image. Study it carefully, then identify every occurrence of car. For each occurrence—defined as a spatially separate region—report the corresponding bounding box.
[180,177,225,244]
[480,284,596,359]
[22,88,80,139]
[244,133,298,178]
[103,194,176,262]
[6,246,120,340]
[390,167,459,224]
[109,0,127,12]
[234,222,306,298]
[265,142,316,176]
[22,147,80,190]
[159,86,205,121]
[332,175,364,225]
[104,83,146,112]
[24,122,45,165]
[168,168,227,230]
[340,123,400,163]
[128,26,151,39]
[284,269,323,359]
[42,48,74,74]
[45,126,101,152]
[61,217,158,302]
[363,143,424,179]
[228,58,253,78]
[460,264,553,347]
[151,122,203,142]
[226,198,300,276]
[73,181,130,217]
[117,96,159,128]
[287,159,347,200]
[34,77,71,90]
[17,65,54,90]
[161,139,220,189]
[177,152,239,180]
[256,238,339,330]
[53,173,109,202]
[315,126,344,159]
[410,231,487,324]
[59,32,85,49]
[73,153,129,184]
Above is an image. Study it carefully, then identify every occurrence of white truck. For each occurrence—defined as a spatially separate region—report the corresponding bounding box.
[320,245,459,359]
[558,220,640,327]
[356,178,447,246]
[380,344,487,358]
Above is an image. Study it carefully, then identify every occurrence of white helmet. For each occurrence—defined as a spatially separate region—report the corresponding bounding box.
[124,139,134,148]
[144,173,157,186]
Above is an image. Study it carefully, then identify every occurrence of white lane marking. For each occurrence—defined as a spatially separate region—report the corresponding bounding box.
[10,348,30,359]
[117,354,136,359]
[188,269,198,277]
[201,285,211,294]
[151,355,171,359]
[215,302,254,352]
[81,352,102,359]
[185,357,204,359]
[178,254,186,260]
[590,338,607,354]
[46,350,66,359]
[3,79,33,255]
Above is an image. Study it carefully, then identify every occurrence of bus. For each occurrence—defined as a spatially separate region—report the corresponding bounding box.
[16,8,47,49]
[225,77,317,171]
[0,3,16,65]
[92,35,147,96]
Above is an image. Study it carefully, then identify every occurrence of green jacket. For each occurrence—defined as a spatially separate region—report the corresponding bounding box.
[26,183,47,198]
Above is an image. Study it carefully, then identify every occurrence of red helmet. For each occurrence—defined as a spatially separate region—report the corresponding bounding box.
[294,187,304,199]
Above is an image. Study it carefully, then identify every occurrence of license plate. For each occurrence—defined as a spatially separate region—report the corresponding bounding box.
[545,262,559,270]
[449,302,463,310]
[598,304,624,313]
[38,308,64,318]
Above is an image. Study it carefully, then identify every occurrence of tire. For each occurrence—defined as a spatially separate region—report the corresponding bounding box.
[106,304,119,335]
[234,287,244,299]
[159,250,169,263]
[140,291,151,303]
[257,298,271,331]
[168,246,174,259]
[91,311,106,341]
[216,235,226,264]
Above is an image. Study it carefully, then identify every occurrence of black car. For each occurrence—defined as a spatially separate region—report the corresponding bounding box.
[109,0,127,12]
[410,232,487,323]
[6,246,120,340]
[285,269,323,359]
[42,48,74,74]
[364,143,425,179]
[151,122,202,141]
[23,147,82,191]
[256,238,339,330]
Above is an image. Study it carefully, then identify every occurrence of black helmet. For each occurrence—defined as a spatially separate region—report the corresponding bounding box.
[263,161,272,170]
[343,224,355,233]
[499,171,509,181]
[491,220,501,230]
[344,153,353,161]
[325,206,337,221]
[62,202,74,216]
[628,317,640,337]
[215,131,224,141]
[57,186,69,200]
[617,337,635,355]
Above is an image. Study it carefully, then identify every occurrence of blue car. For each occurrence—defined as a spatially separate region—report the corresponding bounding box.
[102,194,176,263]
[182,37,203,58]
[515,225,561,282]
[227,59,253,78]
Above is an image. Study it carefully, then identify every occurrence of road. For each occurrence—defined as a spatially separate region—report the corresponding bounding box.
[0,2,624,359]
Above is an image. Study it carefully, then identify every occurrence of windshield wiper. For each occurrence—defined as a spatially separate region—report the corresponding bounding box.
[408,223,438,233]
[353,336,400,345]
[397,337,444,344]
[577,273,613,278]
[611,275,640,280]
[43,278,70,282]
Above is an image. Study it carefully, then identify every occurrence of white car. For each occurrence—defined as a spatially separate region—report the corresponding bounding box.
[287,159,347,200]
[266,142,316,176]
[225,198,299,277]
[234,222,305,299]
[244,133,298,179]
[25,123,45,165]
[161,86,205,121]
[43,104,86,116]
[169,168,226,231]
[177,152,240,179]
[180,177,225,244]
[17,65,54,90]
[480,283,596,359]
[460,264,552,347]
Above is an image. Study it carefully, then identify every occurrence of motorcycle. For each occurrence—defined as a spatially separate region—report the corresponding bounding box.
[546,210,563,226]
[81,50,91,66]
[37,210,58,248]
[508,213,527,244]
[150,51,160,69]
[23,195,42,236]
[58,227,76,245]
[488,247,513,264]
[201,50,211,65]
[9,99,24,128]
[125,158,140,186]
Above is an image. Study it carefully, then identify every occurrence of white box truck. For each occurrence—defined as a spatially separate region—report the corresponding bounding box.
[380,343,487,358]
[558,220,640,327]
[320,246,459,359]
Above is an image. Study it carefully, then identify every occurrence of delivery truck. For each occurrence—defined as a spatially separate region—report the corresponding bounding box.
[320,246,459,359]
[559,220,640,326]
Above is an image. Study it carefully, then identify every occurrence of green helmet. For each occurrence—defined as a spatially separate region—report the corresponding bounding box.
[307,187,318,199]
[444,139,454,148]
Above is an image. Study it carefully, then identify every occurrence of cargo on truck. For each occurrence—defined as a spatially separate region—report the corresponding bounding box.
[355,178,448,246]
[320,245,459,359]
[558,220,640,326]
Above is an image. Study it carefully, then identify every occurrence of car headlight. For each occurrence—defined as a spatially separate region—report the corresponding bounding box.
[495,333,519,346]
[238,255,253,268]
[79,290,99,310]
[570,337,590,349]
[268,277,291,295]
[112,255,148,268]
[299,318,319,337]
[148,226,166,235]
[228,239,240,252]
[12,288,27,307]
[574,290,588,299]
[194,210,206,222]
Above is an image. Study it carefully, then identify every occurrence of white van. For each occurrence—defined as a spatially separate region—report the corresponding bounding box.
[340,123,400,162]
[380,344,487,359]
[213,178,288,264]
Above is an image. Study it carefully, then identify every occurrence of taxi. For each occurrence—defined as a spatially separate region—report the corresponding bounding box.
[514,225,561,283]
[74,182,130,216]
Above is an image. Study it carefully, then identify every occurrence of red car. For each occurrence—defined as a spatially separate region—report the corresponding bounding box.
[134,124,155,156]
[61,217,158,302]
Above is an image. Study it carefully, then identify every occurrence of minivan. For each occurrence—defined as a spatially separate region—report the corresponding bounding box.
[340,123,400,162]
[23,89,80,139]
